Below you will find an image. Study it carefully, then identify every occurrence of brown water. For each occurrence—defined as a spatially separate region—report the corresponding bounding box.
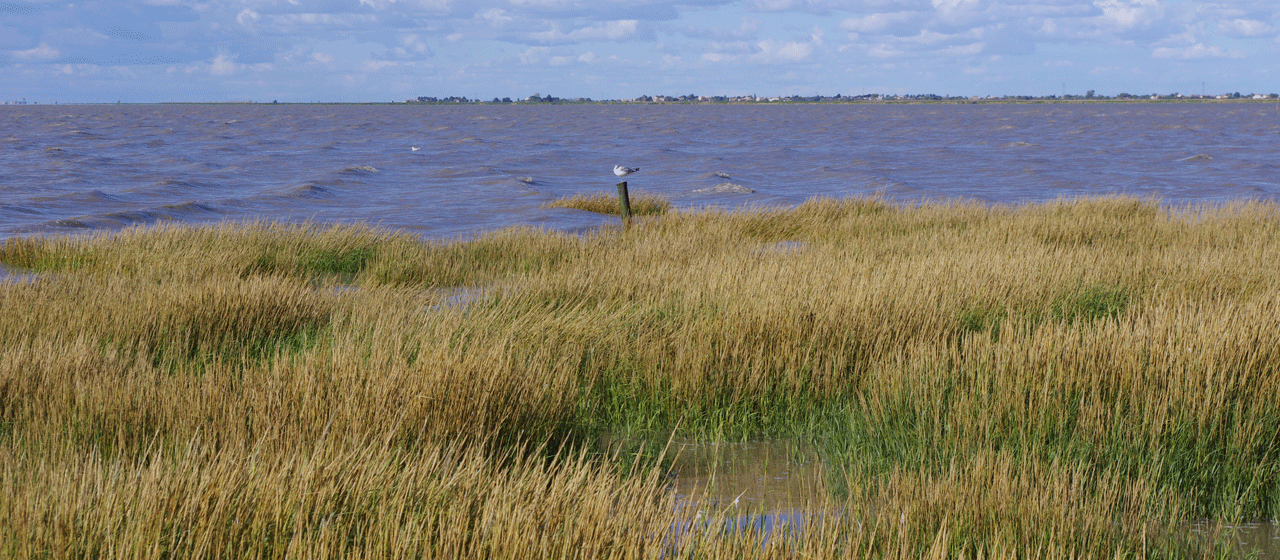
[663,439,1279,557]
[1190,522,1280,559]
[665,438,822,512]
[3,103,1279,240]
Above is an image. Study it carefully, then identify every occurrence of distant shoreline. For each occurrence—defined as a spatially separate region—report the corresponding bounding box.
[4,97,1279,107]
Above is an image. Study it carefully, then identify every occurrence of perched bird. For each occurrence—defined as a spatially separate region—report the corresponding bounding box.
[613,165,640,177]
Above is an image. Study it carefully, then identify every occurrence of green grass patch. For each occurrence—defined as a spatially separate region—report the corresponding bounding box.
[1051,284,1130,323]
[959,305,1007,338]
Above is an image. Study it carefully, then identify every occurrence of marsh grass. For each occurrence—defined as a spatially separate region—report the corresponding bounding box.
[2,196,1278,558]
[545,192,672,216]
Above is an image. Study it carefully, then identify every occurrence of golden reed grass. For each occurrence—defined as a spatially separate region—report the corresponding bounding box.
[544,192,672,216]
[1,197,1277,558]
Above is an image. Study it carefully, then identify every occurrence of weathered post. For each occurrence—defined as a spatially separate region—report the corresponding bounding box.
[616,181,633,228]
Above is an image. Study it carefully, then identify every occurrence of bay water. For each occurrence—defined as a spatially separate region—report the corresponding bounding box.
[3,102,1278,239]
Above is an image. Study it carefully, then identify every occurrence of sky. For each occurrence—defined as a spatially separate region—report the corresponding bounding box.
[0,0,1277,103]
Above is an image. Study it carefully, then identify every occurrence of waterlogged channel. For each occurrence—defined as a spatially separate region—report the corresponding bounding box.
[664,438,823,512]
[1189,522,1280,559]
[654,439,1280,557]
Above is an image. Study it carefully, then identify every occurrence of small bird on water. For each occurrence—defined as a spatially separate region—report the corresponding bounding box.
[613,165,639,177]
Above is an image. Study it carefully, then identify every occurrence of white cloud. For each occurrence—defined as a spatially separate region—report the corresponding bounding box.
[478,8,512,27]
[14,42,59,61]
[528,20,639,43]
[360,59,398,72]
[683,18,761,41]
[519,45,572,64]
[394,34,429,56]
[6,0,1280,103]
[508,0,577,8]
[236,8,259,27]
[745,0,802,12]
[751,39,813,62]
[1093,0,1163,29]
[1218,18,1274,37]
[839,12,922,34]
[359,0,451,11]
[209,53,237,75]
[944,41,983,55]
[932,0,981,13]
[1152,43,1237,59]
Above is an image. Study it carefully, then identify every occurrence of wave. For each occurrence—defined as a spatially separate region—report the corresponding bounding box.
[153,179,218,190]
[160,201,219,214]
[0,204,41,216]
[281,183,336,199]
[26,189,128,204]
[37,200,225,231]
[339,165,379,175]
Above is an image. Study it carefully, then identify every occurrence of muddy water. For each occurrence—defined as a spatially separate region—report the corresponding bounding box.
[661,439,1279,557]
[664,439,823,512]
[0,263,39,283]
[1190,522,1280,559]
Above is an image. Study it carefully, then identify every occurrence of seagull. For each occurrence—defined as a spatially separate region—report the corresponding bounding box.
[411,146,421,151]
[613,165,639,177]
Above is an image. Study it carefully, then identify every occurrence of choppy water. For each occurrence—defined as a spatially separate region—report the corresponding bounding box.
[2,102,1279,239]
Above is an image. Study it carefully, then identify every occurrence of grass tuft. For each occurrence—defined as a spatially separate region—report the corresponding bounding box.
[544,192,671,216]
[1051,284,1131,323]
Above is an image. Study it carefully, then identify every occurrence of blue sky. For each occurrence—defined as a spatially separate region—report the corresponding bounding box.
[1,0,1276,102]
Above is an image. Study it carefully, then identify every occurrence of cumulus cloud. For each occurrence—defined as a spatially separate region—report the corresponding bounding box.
[13,42,59,60]
[932,0,982,14]
[1151,43,1239,59]
[527,20,639,43]
[1093,0,1163,29]
[237,8,260,27]
[519,45,577,64]
[359,0,451,12]
[478,7,513,26]
[751,39,814,62]
[1218,18,1275,37]
[394,34,431,56]
[5,0,1279,102]
[840,12,924,35]
[360,59,398,72]
[209,53,237,75]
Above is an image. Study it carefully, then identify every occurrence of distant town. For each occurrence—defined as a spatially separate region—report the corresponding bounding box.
[5,91,1279,105]
[403,91,1280,104]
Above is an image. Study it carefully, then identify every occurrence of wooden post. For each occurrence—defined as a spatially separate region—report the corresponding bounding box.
[616,181,633,228]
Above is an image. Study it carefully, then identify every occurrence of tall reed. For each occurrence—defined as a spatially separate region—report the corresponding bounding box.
[2,196,1276,557]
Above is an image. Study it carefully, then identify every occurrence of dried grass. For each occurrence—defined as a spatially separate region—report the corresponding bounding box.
[2,196,1277,558]
[545,192,672,216]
